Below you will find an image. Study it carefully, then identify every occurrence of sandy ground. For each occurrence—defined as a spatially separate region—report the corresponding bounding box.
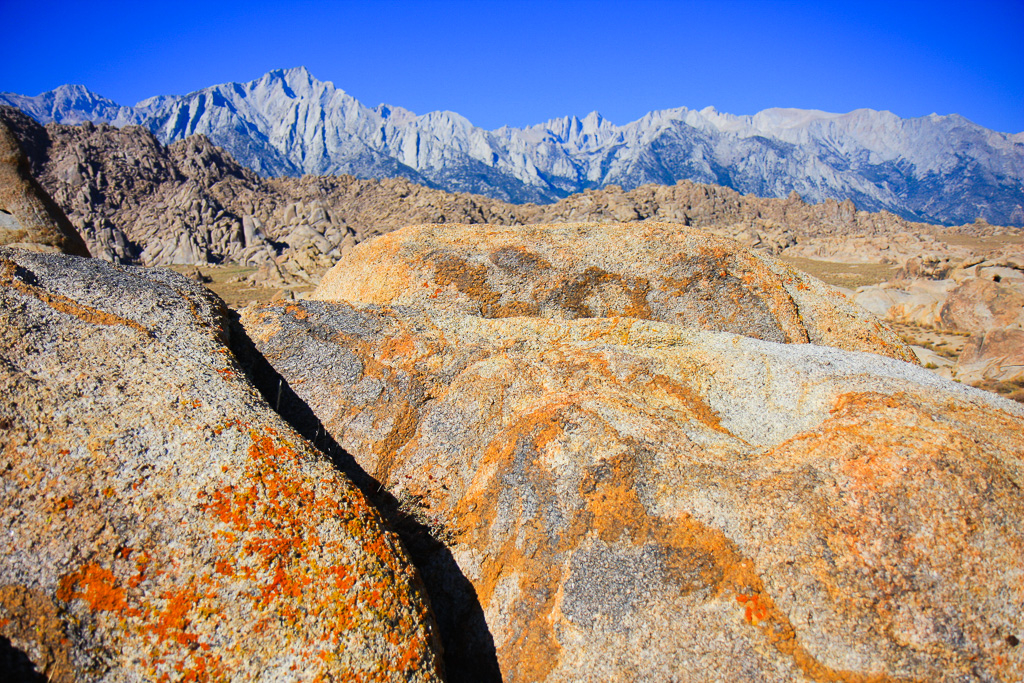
[165,264,314,309]
[778,256,900,289]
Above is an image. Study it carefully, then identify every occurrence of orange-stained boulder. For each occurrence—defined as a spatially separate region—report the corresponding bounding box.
[313,222,916,362]
[0,248,443,682]
[243,299,1024,682]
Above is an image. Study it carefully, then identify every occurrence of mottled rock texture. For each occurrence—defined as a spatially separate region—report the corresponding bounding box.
[956,328,1024,383]
[314,222,916,363]
[0,117,89,256]
[0,248,443,682]
[243,300,1024,683]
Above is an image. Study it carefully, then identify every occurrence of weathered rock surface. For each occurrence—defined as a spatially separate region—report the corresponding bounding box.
[955,328,1024,384]
[313,222,917,362]
[852,257,1024,388]
[0,116,88,256]
[0,248,443,681]
[242,300,1024,682]
[939,277,1024,334]
[852,279,956,329]
[854,258,1024,333]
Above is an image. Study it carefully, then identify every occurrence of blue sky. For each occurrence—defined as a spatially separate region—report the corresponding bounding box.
[1,0,1022,132]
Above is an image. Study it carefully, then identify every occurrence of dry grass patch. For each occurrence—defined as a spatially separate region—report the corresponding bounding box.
[778,256,898,288]
[970,379,1024,404]
[164,264,308,309]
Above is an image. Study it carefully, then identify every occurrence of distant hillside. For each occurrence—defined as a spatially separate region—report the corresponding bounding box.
[3,67,1023,226]
[2,104,1016,290]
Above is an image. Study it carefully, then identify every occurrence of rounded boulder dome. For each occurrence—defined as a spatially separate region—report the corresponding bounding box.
[314,222,916,362]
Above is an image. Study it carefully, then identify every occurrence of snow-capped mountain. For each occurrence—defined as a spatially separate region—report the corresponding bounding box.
[4,66,1023,225]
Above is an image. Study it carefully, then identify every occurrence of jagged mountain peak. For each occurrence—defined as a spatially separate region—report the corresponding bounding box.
[1,67,1021,225]
[259,65,330,94]
[0,83,143,126]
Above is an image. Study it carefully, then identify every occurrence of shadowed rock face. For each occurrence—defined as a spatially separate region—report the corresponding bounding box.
[313,222,917,363]
[0,119,89,256]
[243,300,1024,682]
[0,248,443,682]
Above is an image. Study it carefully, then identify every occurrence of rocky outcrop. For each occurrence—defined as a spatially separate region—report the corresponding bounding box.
[852,279,956,329]
[313,222,917,362]
[854,256,1024,334]
[1,107,1018,291]
[939,277,1024,333]
[0,117,88,256]
[0,248,443,681]
[955,327,1024,383]
[241,298,1024,682]
[6,67,1023,225]
[851,256,1024,387]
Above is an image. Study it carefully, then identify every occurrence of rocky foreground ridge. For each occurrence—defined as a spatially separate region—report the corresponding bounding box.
[245,223,1023,680]
[0,247,444,681]
[3,215,1023,680]
[4,67,1023,226]
[1,105,1020,296]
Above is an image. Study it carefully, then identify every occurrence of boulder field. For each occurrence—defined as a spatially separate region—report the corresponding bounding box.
[241,223,1023,681]
[0,247,443,681]
[313,222,917,363]
[2,218,1023,682]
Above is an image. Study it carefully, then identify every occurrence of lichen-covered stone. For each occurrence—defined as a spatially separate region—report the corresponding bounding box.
[243,299,1024,682]
[0,248,443,682]
[313,222,916,362]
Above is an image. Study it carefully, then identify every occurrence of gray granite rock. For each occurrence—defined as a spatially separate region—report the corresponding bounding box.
[243,299,1024,682]
[0,248,444,682]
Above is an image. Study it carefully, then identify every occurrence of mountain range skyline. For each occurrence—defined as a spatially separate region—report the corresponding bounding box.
[3,66,1023,227]
[2,0,1022,134]
[5,72,1022,135]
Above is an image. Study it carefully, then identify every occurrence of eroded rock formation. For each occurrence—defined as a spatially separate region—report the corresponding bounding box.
[0,248,443,681]
[313,222,916,362]
[242,300,1024,682]
[0,116,88,256]
[853,255,1024,384]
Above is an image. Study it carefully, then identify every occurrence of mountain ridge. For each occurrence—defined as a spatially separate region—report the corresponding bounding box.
[3,103,1015,287]
[3,66,1023,225]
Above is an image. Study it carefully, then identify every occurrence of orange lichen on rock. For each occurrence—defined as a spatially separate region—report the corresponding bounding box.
[0,257,148,334]
[737,593,770,625]
[1,248,443,682]
[313,222,916,361]
[56,563,131,614]
[241,296,1023,682]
